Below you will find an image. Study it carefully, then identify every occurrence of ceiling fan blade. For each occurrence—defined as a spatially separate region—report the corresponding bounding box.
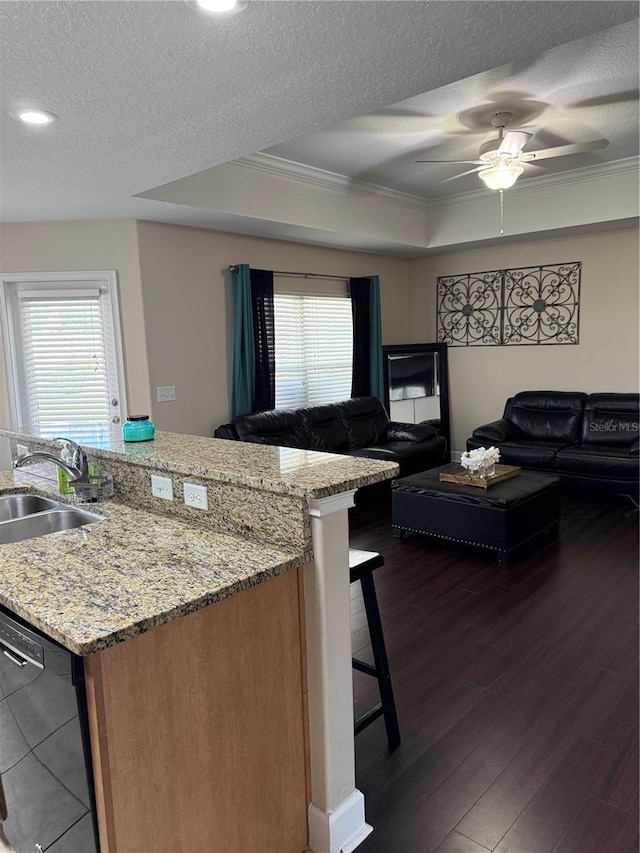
[411,159,484,165]
[526,139,609,161]
[522,161,549,171]
[439,166,486,184]
[497,131,533,158]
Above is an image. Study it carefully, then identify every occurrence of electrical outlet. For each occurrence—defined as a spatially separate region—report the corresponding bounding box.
[16,444,28,457]
[157,385,176,403]
[151,474,174,501]
[184,483,208,511]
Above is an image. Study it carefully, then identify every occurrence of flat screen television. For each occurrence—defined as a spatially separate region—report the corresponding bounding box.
[388,353,436,402]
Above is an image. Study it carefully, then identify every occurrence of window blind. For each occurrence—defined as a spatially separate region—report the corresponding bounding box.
[274,292,353,409]
[16,290,115,438]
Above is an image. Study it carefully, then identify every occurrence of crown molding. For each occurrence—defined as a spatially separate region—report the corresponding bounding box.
[231,152,431,213]
[232,151,638,214]
[433,156,640,209]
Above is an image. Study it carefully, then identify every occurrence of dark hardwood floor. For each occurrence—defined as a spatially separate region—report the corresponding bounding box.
[348,487,639,853]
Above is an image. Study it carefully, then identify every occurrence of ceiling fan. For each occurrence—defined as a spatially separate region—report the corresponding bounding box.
[413,112,609,191]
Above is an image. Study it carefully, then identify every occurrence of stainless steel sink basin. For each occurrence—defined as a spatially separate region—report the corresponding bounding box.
[0,493,59,522]
[0,493,103,545]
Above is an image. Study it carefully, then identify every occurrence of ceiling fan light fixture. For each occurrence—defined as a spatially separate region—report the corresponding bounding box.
[478,162,524,191]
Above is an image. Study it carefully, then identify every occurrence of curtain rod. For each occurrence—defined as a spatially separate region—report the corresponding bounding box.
[228,265,350,282]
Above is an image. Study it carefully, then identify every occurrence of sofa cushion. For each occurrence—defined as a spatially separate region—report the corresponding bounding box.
[467,439,569,470]
[506,391,587,443]
[580,393,640,448]
[233,409,308,448]
[336,397,390,450]
[386,421,437,442]
[345,434,447,478]
[297,404,349,452]
[556,444,639,480]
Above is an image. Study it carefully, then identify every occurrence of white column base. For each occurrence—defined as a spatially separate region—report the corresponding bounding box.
[308,789,373,853]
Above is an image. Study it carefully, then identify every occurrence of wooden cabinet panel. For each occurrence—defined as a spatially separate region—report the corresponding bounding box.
[85,569,308,853]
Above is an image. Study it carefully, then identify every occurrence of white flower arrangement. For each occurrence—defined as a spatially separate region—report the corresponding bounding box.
[460,446,500,476]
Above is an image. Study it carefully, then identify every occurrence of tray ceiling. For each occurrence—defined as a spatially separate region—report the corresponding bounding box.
[1,1,638,253]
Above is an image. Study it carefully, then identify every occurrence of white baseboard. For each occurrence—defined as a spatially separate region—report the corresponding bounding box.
[308,789,373,853]
[451,449,462,462]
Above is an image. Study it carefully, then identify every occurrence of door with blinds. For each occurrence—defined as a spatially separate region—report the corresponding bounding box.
[0,271,127,442]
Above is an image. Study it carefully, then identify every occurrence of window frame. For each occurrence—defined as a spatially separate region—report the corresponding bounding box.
[0,269,128,431]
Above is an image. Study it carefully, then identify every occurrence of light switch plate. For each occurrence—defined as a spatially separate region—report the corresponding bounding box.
[151,474,174,501]
[184,483,208,511]
[157,385,176,402]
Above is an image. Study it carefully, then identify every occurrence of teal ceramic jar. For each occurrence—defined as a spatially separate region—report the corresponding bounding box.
[122,415,155,442]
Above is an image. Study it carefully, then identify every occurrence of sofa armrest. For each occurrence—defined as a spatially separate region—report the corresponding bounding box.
[213,423,239,440]
[472,418,522,443]
[386,421,437,443]
[630,438,639,456]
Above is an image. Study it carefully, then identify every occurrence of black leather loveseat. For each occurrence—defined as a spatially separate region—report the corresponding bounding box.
[214,396,447,478]
[467,391,639,496]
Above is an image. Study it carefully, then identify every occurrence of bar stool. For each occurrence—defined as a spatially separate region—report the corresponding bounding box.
[349,548,401,750]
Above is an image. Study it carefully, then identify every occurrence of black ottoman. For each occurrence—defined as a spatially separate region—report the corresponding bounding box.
[392,466,561,563]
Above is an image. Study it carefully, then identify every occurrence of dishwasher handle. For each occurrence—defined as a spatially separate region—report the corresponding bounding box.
[1,646,28,668]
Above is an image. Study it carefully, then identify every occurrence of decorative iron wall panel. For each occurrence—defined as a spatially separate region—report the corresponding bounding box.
[503,263,580,345]
[437,270,502,346]
[437,261,581,347]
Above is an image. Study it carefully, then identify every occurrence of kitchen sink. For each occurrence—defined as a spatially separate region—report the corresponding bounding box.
[0,493,103,545]
[0,493,59,522]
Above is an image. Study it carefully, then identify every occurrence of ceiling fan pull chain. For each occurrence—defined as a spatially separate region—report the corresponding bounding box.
[499,189,504,236]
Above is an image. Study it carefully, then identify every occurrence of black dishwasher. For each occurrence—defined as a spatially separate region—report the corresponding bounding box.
[0,605,99,852]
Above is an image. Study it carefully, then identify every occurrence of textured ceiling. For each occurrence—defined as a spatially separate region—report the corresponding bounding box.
[1,1,638,238]
[265,19,639,199]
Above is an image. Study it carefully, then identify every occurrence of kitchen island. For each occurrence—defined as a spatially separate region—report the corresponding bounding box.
[0,429,398,853]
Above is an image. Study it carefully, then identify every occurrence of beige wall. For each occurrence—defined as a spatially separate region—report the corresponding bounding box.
[4,219,636,450]
[136,221,414,435]
[1,219,413,439]
[0,220,152,428]
[408,228,640,453]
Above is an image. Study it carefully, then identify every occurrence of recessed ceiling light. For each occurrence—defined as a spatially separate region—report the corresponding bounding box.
[195,0,247,13]
[10,108,58,126]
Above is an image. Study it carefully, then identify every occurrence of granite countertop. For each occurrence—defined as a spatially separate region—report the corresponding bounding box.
[0,428,398,657]
[0,472,306,656]
[1,428,399,499]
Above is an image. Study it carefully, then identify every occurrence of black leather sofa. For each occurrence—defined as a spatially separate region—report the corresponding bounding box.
[214,396,448,478]
[467,391,639,496]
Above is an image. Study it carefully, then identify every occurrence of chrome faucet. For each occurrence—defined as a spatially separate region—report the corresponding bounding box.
[13,437,91,495]
[53,438,89,480]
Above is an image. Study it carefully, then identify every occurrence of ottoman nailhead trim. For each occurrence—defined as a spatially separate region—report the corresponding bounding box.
[392,525,497,552]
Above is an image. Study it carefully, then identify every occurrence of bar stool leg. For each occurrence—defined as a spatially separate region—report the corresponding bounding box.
[359,572,401,750]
